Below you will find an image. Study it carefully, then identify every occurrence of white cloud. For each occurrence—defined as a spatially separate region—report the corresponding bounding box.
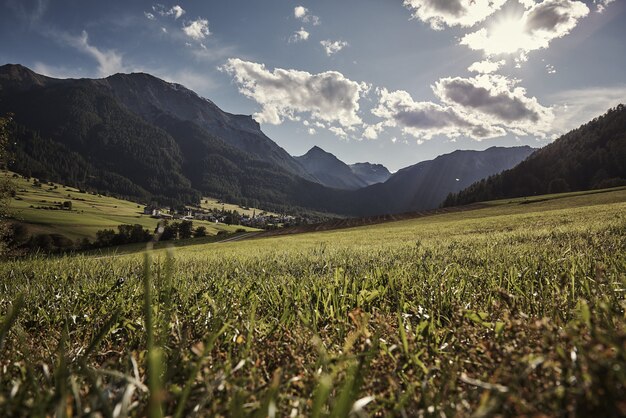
[546,64,556,74]
[294,6,307,19]
[144,12,156,20]
[460,0,589,55]
[320,40,349,56]
[220,58,368,128]
[594,0,615,13]
[549,85,626,136]
[289,27,310,43]
[433,74,554,136]
[329,126,348,139]
[308,128,317,135]
[183,18,210,40]
[467,59,505,74]
[362,123,385,140]
[169,5,185,19]
[61,30,125,77]
[372,88,506,141]
[403,0,507,30]
[294,6,320,25]
[153,4,186,19]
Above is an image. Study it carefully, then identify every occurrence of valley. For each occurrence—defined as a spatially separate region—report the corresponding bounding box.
[1,186,624,416]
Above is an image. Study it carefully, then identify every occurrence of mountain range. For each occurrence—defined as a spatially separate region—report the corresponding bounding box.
[3,63,615,217]
[294,146,391,190]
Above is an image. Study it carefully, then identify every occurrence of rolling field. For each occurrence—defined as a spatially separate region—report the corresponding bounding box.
[0,188,625,416]
[4,173,259,241]
[199,197,279,218]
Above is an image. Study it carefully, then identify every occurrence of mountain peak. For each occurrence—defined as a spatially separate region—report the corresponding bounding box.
[0,63,49,88]
[307,145,328,154]
[295,146,368,190]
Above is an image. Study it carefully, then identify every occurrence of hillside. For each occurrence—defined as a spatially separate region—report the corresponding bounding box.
[0,64,535,216]
[443,105,626,206]
[349,146,535,215]
[0,64,343,212]
[102,72,314,180]
[4,172,257,243]
[350,162,391,185]
[2,187,625,416]
[294,146,368,190]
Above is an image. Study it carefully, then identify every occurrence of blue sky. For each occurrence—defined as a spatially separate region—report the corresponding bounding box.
[1,0,625,171]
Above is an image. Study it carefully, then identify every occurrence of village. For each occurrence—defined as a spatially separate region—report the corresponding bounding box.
[143,202,301,230]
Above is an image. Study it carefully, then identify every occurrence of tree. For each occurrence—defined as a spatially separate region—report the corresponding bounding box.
[0,114,16,255]
[178,220,193,239]
[161,222,179,241]
[194,226,207,238]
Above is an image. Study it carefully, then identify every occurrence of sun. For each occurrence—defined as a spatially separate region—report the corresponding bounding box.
[487,15,529,55]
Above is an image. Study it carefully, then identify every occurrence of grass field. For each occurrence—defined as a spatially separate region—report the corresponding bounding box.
[198,197,279,218]
[0,188,625,416]
[4,173,259,241]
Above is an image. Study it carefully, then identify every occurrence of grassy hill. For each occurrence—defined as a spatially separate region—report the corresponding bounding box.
[444,104,626,207]
[5,172,259,241]
[0,187,625,416]
[198,197,279,218]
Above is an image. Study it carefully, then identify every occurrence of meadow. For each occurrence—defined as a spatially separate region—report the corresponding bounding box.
[199,197,279,218]
[0,188,625,417]
[5,173,258,241]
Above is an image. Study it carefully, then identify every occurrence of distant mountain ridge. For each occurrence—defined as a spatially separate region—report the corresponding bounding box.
[0,64,542,216]
[350,162,391,186]
[443,105,626,207]
[295,146,369,190]
[347,146,536,216]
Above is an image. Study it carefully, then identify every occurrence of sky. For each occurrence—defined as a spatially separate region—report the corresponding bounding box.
[1,0,625,171]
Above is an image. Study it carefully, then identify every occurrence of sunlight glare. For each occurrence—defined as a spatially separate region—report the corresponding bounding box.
[488,15,528,54]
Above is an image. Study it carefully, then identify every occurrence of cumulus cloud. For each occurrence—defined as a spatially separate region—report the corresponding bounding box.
[433,74,554,135]
[594,0,615,13]
[220,58,368,128]
[289,27,310,43]
[144,12,156,20]
[61,30,125,77]
[294,6,320,25]
[403,0,507,30]
[320,40,349,56]
[183,18,210,40]
[362,123,385,140]
[153,4,186,19]
[168,5,185,19]
[372,88,506,141]
[329,126,348,139]
[467,59,506,74]
[460,0,589,55]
